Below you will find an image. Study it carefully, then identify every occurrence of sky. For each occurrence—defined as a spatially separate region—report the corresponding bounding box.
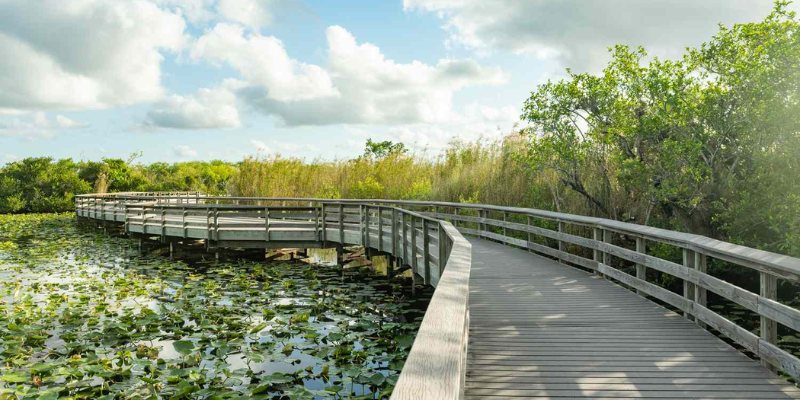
[0,0,788,164]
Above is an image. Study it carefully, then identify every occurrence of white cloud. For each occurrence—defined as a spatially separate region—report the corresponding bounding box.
[0,112,87,137]
[217,0,273,29]
[0,0,186,110]
[155,0,292,29]
[146,83,241,129]
[404,0,786,70]
[209,25,505,126]
[155,0,216,25]
[192,23,338,102]
[173,144,198,157]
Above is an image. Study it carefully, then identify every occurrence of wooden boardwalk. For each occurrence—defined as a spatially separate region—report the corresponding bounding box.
[466,238,799,399]
[75,193,800,399]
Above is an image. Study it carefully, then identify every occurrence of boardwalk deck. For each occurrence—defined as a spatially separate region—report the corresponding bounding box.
[466,238,800,399]
[75,193,800,399]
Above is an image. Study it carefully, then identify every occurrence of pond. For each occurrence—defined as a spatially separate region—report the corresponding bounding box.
[0,214,429,399]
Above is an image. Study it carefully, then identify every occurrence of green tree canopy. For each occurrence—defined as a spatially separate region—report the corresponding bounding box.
[520,1,800,249]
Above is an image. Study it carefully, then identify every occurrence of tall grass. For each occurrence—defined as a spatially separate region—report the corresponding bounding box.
[227,136,562,210]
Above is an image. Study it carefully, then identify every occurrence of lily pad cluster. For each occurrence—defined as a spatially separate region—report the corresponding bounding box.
[0,214,428,399]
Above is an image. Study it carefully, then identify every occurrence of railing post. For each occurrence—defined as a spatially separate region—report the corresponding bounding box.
[123,204,129,235]
[422,218,431,285]
[557,220,565,263]
[206,208,211,246]
[364,205,370,253]
[760,271,778,371]
[264,207,270,242]
[321,202,327,244]
[160,208,166,242]
[392,208,398,256]
[635,237,646,294]
[479,209,487,237]
[602,229,611,267]
[213,208,219,242]
[526,215,532,251]
[438,224,446,276]
[378,207,384,253]
[502,211,507,237]
[411,216,418,276]
[695,252,707,328]
[339,203,345,244]
[593,227,603,275]
[683,248,696,320]
[402,212,408,263]
[182,207,187,238]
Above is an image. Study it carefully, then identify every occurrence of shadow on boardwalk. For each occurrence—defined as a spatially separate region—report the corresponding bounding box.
[465,238,800,399]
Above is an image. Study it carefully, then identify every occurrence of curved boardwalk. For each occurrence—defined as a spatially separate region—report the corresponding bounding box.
[76,194,800,399]
[466,238,799,399]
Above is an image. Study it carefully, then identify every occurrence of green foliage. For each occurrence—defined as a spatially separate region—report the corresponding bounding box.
[351,176,385,199]
[0,158,237,214]
[520,1,800,253]
[79,158,148,193]
[0,158,91,213]
[363,139,407,159]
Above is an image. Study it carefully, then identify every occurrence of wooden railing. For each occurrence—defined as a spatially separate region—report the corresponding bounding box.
[381,200,800,380]
[75,193,472,399]
[76,193,800,388]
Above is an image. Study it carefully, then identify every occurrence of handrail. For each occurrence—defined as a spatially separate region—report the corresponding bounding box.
[75,192,800,382]
[75,194,800,280]
[391,221,471,399]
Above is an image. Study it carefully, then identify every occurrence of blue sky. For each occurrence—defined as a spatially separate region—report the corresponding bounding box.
[0,0,786,164]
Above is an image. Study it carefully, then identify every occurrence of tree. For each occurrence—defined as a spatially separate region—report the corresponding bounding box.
[0,157,91,213]
[520,1,800,243]
[363,139,407,159]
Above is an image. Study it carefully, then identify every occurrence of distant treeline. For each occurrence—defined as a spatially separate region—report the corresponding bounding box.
[1,3,798,257]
